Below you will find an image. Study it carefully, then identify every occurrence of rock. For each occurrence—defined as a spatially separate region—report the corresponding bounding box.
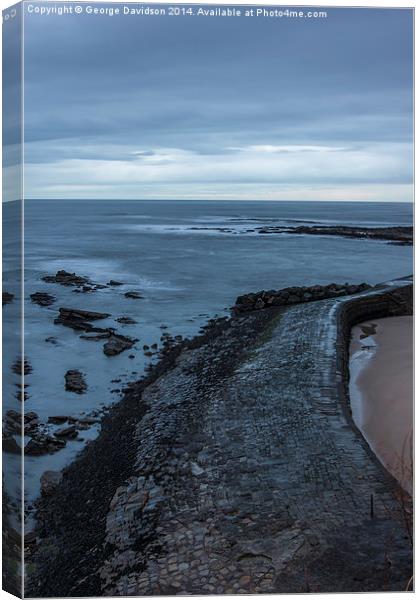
[116,317,137,325]
[103,334,136,356]
[55,307,110,332]
[76,417,100,426]
[30,292,56,307]
[40,471,62,496]
[3,434,21,454]
[45,336,58,344]
[108,280,123,286]
[42,270,90,287]
[54,425,78,439]
[11,358,32,375]
[65,370,87,394]
[48,416,69,424]
[4,410,39,434]
[124,291,143,299]
[24,435,66,455]
[2,292,14,305]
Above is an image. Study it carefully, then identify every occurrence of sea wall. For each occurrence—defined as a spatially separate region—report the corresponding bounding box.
[234,282,371,313]
[28,278,413,597]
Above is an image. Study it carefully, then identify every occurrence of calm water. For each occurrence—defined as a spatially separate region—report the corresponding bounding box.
[2,199,413,511]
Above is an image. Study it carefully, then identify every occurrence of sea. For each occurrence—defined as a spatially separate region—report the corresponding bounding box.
[2,199,413,514]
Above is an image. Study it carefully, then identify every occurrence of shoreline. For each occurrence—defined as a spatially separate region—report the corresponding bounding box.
[26,278,413,596]
[350,316,413,494]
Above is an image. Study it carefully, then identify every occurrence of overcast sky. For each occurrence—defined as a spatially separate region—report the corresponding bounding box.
[18,6,413,201]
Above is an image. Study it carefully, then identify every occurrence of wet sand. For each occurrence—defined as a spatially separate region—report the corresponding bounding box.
[350,316,413,494]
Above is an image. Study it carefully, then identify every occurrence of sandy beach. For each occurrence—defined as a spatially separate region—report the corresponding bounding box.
[350,316,413,494]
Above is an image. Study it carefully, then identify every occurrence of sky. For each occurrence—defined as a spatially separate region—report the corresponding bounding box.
[9,4,415,201]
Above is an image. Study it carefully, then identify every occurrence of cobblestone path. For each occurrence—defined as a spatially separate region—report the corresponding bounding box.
[99,280,413,595]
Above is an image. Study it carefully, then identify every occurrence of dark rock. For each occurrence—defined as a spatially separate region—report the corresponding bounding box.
[42,270,90,287]
[3,292,14,306]
[40,471,62,496]
[45,336,58,345]
[30,292,56,307]
[108,280,124,286]
[54,425,78,439]
[116,317,137,324]
[24,435,66,455]
[48,416,69,424]
[11,358,32,375]
[124,291,143,299]
[103,334,136,357]
[65,370,87,394]
[55,307,110,332]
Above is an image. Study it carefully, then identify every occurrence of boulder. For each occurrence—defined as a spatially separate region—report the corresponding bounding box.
[124,291,143,299]
[65,370,87,394]
[24,435,66,455]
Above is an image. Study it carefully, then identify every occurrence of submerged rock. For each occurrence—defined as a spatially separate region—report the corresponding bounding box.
[108,280,124,286]
[30,292,56,307]
[116,316,137,325]
[124,291,143,299]
[65,370,87,394]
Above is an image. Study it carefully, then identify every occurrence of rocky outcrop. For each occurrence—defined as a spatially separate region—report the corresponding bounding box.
[234,282,371,313]
[30,292,56,307]
[42,270,91,287]
[65,370,87,394]
[55,307,110,332]
[257,225,413,244]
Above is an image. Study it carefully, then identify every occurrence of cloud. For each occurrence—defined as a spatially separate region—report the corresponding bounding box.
[23,140,412,201]
[18,7,413,201]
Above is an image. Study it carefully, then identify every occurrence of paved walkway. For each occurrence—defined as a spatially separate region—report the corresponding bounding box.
[99,279,413,595]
